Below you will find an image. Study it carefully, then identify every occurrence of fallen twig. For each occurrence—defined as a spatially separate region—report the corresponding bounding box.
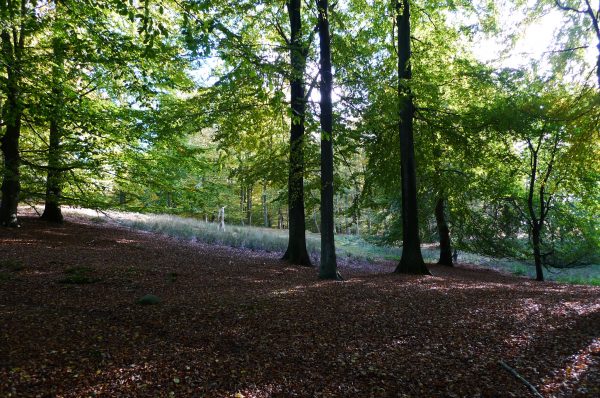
[499,361,544,398]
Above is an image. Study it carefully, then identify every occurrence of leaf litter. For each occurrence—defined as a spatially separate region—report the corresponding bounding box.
[0,215,598,397]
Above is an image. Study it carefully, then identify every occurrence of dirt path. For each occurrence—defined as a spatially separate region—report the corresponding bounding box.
[1,216,599,397]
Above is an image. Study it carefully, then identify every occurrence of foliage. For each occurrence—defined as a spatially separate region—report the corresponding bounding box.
[0,0,597,280]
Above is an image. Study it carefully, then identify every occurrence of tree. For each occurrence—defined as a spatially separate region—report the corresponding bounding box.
[316,0,339,279]
[435,197,453,266]
[41,2,66,223]
[455,73,599,281]
[0,0,36,226]
[394,0,430,275]
[517,87,598,281]
[282,0,312,266]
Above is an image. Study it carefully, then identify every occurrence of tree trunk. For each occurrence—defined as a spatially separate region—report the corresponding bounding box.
[240,185,245,214]
[0,122,20,227]
[283,0,311,266]
[317,0,338,280]
[0,28,22,227]
[278,207,284,229]
[246,184,253,225]
[435,197,453,266]
[532,225,544,281]
[41,33,65,224]
[394,0,430,275]
[218,206,225,230]
[354,194,360,236]
[526,138,547,282]
[262,181,269,227]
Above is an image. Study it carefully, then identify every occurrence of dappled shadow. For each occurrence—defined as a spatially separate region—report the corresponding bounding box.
[1,215,599,397]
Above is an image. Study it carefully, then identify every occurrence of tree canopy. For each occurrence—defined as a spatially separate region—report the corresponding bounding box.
[0,0,598,281]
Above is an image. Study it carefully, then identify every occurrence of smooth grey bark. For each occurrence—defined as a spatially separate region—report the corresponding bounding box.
[394,0,430,275]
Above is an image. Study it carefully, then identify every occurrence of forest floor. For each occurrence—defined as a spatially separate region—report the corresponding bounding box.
[1,214,599,397]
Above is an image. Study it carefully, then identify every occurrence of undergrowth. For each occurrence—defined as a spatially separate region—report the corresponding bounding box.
[61,208,600,286]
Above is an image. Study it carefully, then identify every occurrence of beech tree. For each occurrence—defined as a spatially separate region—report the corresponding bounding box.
[316,0,338,279]
[40,1,66,223]
[282,0,312,266]
[0,0,596,282]
[0,0,38,226]
[394,0,429,275]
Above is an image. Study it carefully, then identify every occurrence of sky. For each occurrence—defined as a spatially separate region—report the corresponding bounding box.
[188,2,598,88]
[472,3,596,80]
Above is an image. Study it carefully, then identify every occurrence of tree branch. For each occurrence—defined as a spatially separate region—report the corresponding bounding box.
[555,0,586,14]
[499,361,544,398]
[274,19,290,46]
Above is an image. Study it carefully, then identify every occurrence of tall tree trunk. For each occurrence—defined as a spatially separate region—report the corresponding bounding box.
[0,26,22,227]
[532,225,544,281]
[317,0,339,280]
[283,0,311,266]
[42,33,65,224]
[435,197,453,266]
[394,0,430,275]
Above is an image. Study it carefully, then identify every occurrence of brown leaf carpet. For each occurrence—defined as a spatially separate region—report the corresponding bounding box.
[1,216,598,397]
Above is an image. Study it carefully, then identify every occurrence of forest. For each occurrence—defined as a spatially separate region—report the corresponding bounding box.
[0,0,599,397]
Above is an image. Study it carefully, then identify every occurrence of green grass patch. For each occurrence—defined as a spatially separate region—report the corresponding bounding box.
[511,264,528,277]
[554,275,600,286]
[64,208,600,286]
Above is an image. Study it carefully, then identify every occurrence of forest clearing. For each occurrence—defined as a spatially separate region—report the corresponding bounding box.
[1,0,600,397]
[1,213,599,397]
